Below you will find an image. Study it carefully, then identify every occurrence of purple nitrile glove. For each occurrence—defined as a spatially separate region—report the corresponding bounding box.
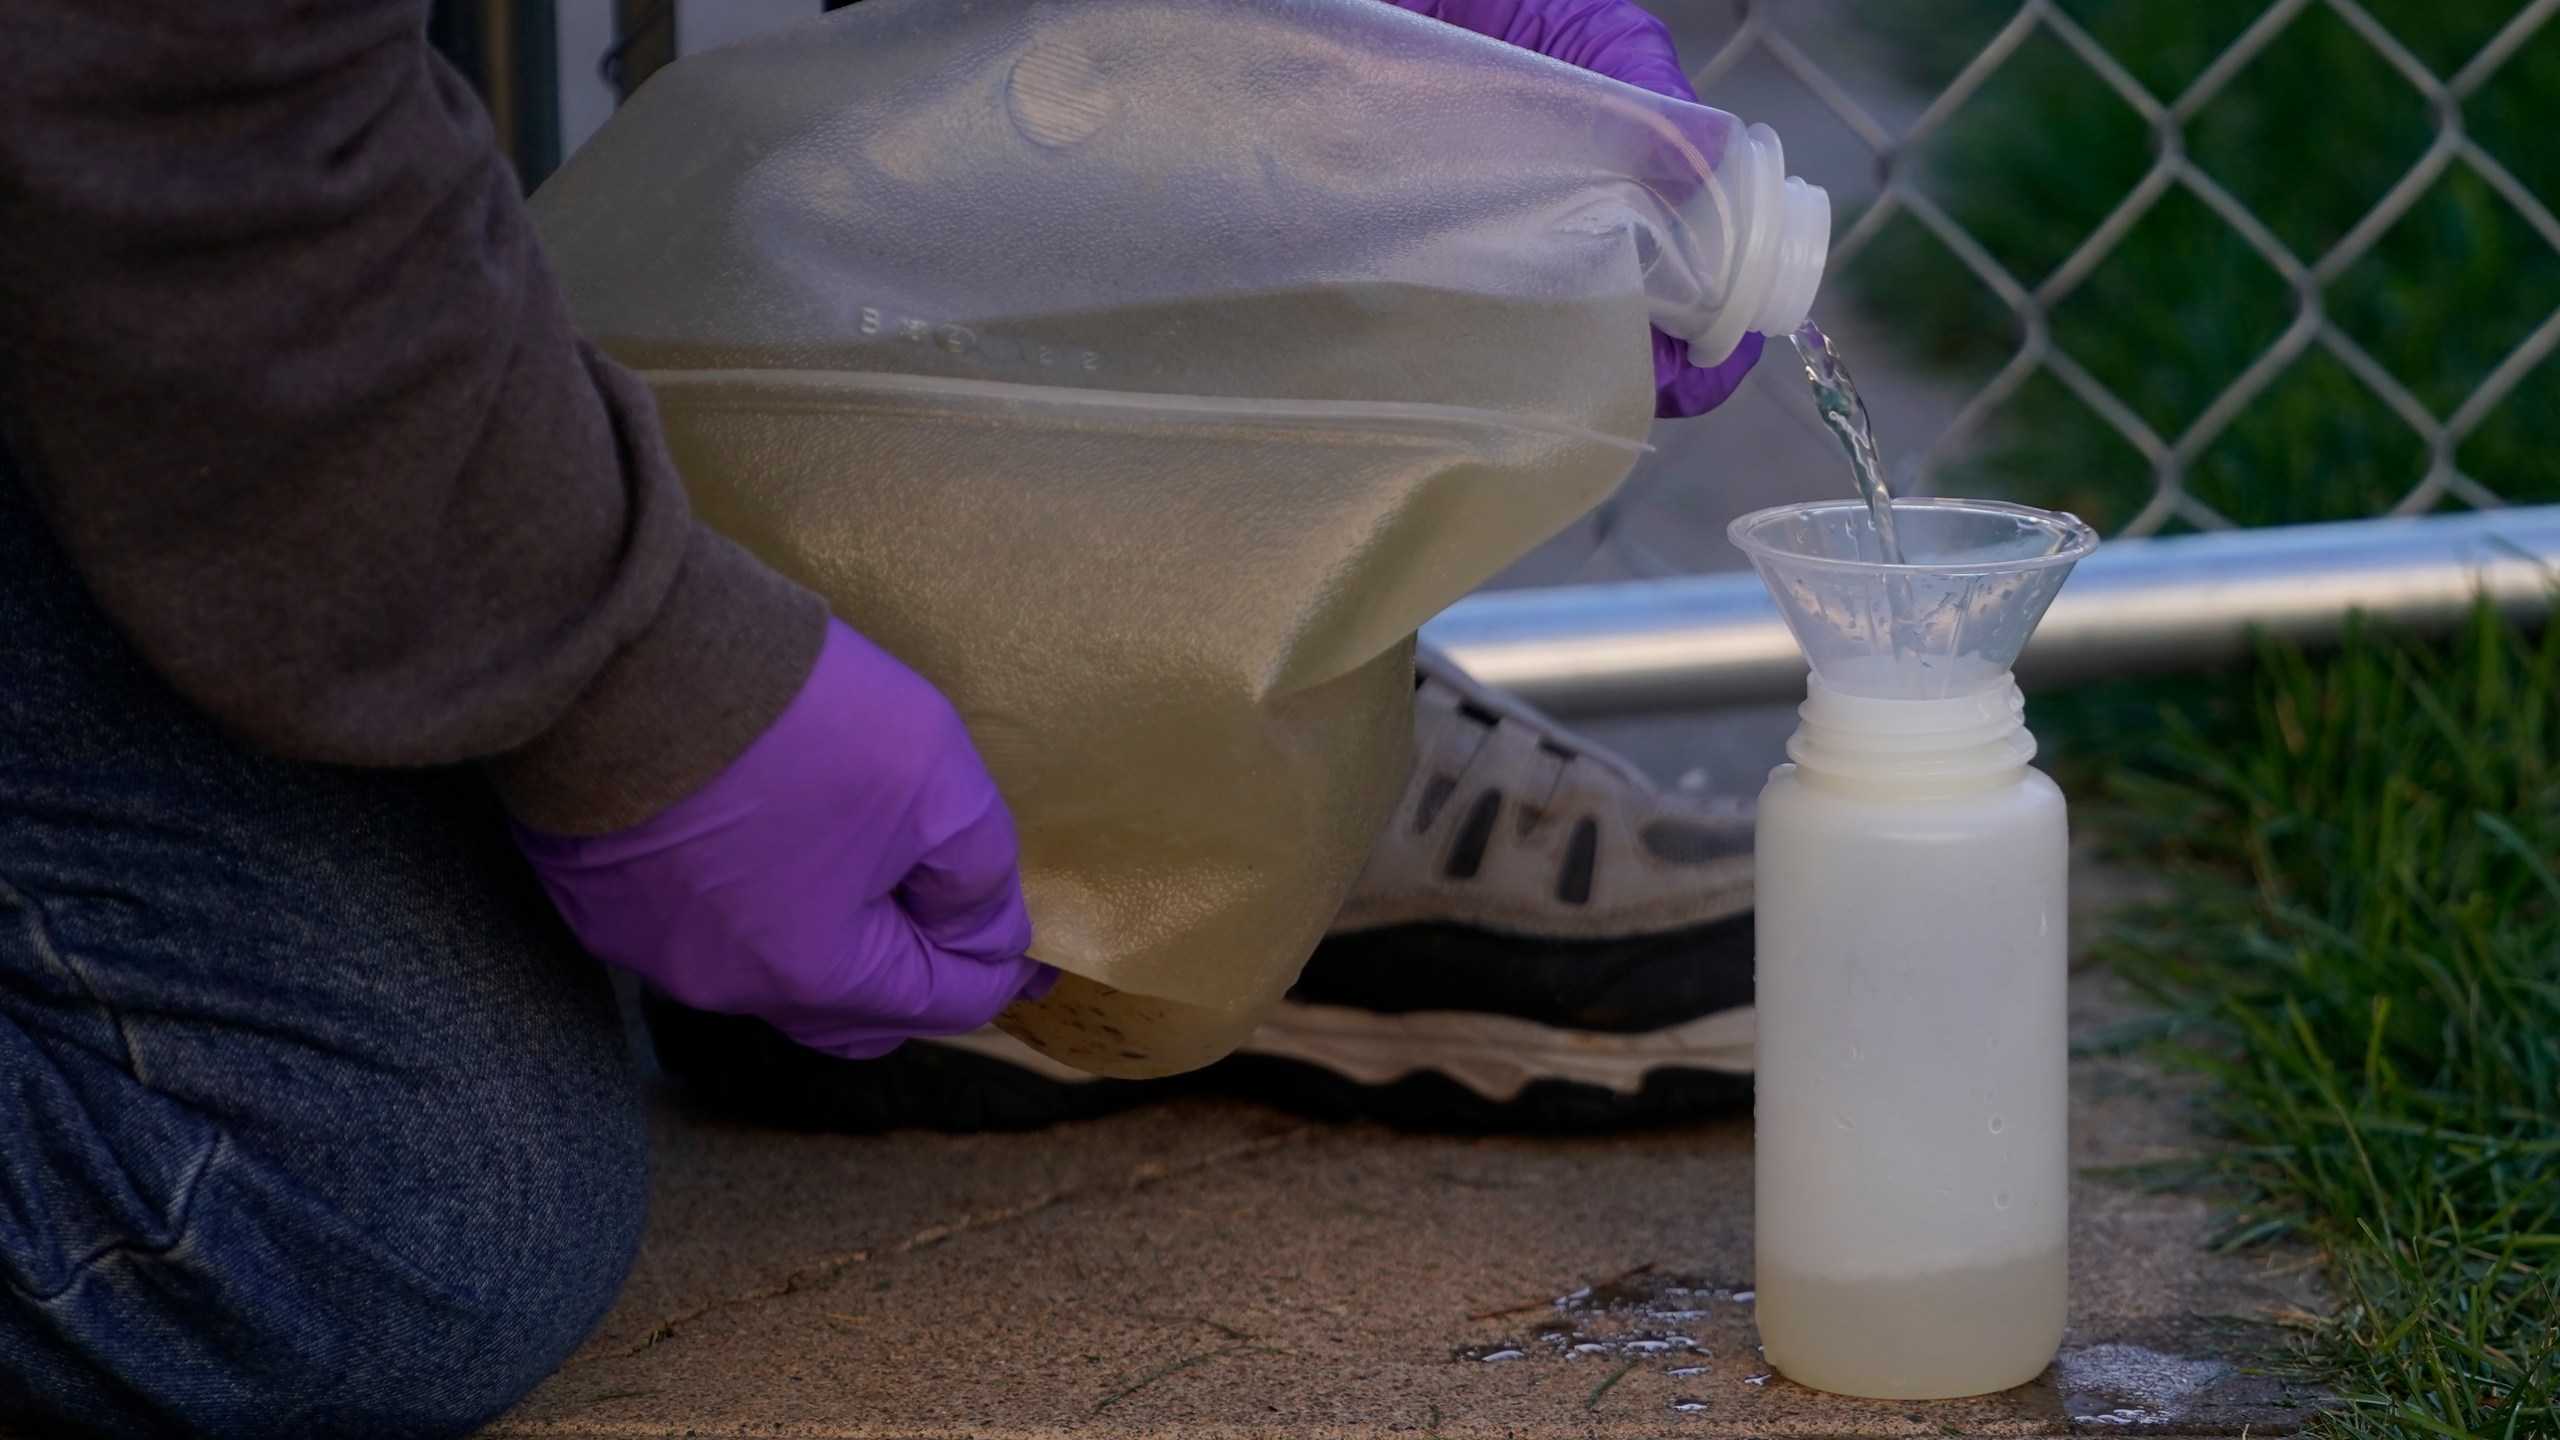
[1388,0,1765,418]
[1654,328,1766,418]
[513,618,1055,1060]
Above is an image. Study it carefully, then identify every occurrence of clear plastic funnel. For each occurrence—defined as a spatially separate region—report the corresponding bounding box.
[1728,498,2099,700]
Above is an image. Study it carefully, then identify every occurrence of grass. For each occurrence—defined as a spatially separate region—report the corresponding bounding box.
[1839,0,2560,531]
[2031,597,2560,1438]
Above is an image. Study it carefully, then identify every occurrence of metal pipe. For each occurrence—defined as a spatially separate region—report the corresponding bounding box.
[1422,505,2560,718]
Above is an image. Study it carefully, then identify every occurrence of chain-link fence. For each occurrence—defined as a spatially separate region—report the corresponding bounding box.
[1631,0,2559,546]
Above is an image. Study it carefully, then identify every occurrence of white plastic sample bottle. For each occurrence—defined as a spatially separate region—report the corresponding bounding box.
[1729,498,2097,1400]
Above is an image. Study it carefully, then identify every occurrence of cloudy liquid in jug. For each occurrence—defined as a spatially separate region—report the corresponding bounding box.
[623,282,1657,1077]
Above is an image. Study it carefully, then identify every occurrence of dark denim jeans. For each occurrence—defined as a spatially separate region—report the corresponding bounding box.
[0,464,650,1438]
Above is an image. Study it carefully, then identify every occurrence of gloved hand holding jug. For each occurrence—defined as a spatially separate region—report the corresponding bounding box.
[514,620,1055,1060]
[512,0,1782,1065]
[528,0,1829,1070]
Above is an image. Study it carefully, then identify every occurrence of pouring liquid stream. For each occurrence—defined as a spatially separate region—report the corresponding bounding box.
[1789,320,1902,566]
[1790,319,1920,662]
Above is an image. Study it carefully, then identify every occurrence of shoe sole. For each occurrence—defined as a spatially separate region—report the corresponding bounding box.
[1237,999,1751,1098]
[652,993,1755,1137]
[1206,999,1753,1133]
[927,1001,1757,1134]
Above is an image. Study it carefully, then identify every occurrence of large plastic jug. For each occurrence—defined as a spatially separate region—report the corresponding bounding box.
[530,0,1828,1076]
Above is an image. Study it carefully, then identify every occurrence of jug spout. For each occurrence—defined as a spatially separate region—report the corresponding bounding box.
[1727,498,2098,701]
[1674,123,1832,367]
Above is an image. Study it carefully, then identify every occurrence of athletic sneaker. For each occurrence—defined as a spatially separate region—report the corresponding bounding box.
[646,647,1756,1133]
[1211,647,1755,1130]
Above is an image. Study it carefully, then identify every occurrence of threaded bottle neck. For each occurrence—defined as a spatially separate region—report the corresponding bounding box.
[1681,123,1832,366]
[1787,672,2036,797]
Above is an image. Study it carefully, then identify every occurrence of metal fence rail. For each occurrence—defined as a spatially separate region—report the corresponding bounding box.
[1428,504,2560,713]
[1688,0,2559,536]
